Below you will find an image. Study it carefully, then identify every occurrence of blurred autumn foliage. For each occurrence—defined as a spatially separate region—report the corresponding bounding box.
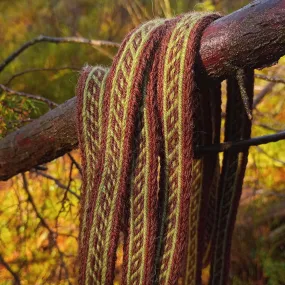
[0,0,284,284]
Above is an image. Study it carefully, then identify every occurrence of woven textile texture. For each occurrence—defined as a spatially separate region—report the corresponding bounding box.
[77,12,254,285]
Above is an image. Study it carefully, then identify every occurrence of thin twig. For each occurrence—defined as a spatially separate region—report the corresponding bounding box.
[255,123,283,133]
[253,67,284,108]
[55,162,74,231]
[255,73,285,85]
[0,84,58,109]
[21,173,72,285]
[8,119,34,124]
[256,146,285,165]
[22,173,53,232]
[197,130,285,153]
[253,81,276,108]
[0,35,120,73]
[32,170,80,200]
[67,153,82,176]
[0,253,21,285]
[5,67,81,86]
[92,46,114,60]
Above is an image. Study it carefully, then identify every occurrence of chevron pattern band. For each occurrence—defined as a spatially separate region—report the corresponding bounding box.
[77,12,254,285]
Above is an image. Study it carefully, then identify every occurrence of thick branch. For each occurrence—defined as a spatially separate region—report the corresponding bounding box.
[1,0,285,180]
[0,97,77,180]
[200,0,285,79]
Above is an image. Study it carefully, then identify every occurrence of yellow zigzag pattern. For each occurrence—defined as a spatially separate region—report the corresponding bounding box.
[81,66,108,250]
[86,20,165,285]
[159,13,202,284]
[185,159,203,284]
[127,95,149,284]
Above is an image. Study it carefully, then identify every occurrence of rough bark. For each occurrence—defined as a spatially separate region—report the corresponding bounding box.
[1,0,285,180]
[0,98,77,180]
[201,0,285,79]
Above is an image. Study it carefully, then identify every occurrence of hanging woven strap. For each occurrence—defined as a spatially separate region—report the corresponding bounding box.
[154,12,220,285]
[202,83,222,269]
[77,66,109,283]
[209,70,254,285]
[76,10,254,285]
[184,79,222,284]
[122,74,159,285]
[83,19,177,285]
[121,17,183,285]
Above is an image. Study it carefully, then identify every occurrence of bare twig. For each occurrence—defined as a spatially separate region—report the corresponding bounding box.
[21,173,72,284]
[67,153,82,176]
[0,84,58,109]
[22,173,53,232]
[253,68,284,108]
[0,35,120,73]
[32,170,80,200]
[197,130,285,153]
[255,123,283,133]
[55,162,74,231]
[253,81,275,108]
[5,67,81,86]
[8,119,34,124]
[0,253,21,285]
[92,46,115,60]
[256,146,285,165]
[255,73,285,85]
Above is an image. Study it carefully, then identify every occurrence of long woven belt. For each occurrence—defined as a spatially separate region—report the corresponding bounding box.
[77,11,254,285]
[209,70,254,285]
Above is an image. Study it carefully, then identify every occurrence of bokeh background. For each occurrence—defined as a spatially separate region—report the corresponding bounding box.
[0,0,284,284]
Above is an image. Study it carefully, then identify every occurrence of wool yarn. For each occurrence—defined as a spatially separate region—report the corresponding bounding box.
[209,71,254,285]
[77,11,254,285]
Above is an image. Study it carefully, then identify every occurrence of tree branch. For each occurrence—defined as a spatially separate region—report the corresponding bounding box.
[0,36,120,73]
[1,0,285,180]
[67,153,82,176]
[200,0,285,79]
[0,97,77,180]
